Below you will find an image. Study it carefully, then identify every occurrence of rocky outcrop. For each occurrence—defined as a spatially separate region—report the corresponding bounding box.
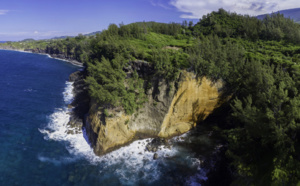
[85,62,226,156]
[67,71,90,134]
[29,48,83,66]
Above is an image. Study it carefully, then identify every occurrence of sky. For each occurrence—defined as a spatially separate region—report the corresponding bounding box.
[0,0,299,41]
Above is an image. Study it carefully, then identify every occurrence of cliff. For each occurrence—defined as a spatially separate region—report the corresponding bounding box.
[84,62,226,155]
[25,48,83,66]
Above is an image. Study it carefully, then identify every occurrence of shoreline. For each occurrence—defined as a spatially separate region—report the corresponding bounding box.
[0,48,84,67]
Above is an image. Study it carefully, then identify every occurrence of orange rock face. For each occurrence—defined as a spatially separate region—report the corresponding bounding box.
[86,71,225,155]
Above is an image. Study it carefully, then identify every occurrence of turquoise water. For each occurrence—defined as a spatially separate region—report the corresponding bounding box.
[0,50,215,186]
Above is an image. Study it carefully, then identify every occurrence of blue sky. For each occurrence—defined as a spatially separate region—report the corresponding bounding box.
[0,0,299,41]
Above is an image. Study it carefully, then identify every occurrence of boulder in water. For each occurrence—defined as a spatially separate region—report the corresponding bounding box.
[153,153,158,160]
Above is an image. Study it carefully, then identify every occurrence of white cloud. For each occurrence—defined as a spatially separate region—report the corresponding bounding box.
[34,31,39,34]
[170,0,300,19]
[0,10,9,15]
[149,0,173,9]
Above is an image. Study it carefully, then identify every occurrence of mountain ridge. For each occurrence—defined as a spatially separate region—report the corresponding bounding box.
[257,8,300,23]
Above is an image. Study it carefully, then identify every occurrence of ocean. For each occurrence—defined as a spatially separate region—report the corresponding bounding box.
[0,50,217,186]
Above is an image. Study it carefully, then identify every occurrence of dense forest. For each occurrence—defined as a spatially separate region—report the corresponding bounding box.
[1,9,300,185]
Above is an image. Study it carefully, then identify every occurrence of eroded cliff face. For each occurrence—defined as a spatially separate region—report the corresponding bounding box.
[158,74,223,138]
[85,70,225,156]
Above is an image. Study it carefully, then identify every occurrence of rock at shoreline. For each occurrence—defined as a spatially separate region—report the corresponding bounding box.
[153,153,158,160]
[67,70,90,135]
[69,71,81,82]
[145,138,169,153]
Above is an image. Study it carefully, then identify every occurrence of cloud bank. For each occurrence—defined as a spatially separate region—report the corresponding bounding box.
[0,10,9,15]
[170,0,300,19]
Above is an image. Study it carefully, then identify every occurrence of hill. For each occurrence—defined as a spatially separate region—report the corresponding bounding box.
[84,31,101,36]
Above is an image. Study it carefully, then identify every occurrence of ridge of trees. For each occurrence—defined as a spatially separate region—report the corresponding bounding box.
[193,8,300,43]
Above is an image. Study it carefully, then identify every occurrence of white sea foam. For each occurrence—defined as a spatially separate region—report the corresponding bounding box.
[171,131,190,142]
[24,88,36,92]
[63,82,74,104]
[45,54,83,67]
[37,155,77,166]
[97,138,178,183]
[39,81,95,159]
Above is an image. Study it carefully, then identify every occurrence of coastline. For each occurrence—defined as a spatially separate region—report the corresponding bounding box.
[0,47,88,149]
[0,47,84,67]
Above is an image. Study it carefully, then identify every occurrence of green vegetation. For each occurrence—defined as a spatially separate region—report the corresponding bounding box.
[190,9,300,185]
[1,10,300,185]
[193,8,300,43]
[84,22,191,113]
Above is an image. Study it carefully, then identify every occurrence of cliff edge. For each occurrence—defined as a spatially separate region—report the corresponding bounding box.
[84,63,225,155]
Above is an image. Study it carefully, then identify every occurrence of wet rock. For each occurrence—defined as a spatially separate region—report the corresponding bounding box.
[67,130,74,135]
[69,71,81,82]
[146,144,152,151]
[153,153,158,160]
[145,137,171,153]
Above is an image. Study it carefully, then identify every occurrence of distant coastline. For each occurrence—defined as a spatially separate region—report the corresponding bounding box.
[0,47,83,67]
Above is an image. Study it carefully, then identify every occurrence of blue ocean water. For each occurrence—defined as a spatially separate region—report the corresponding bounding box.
[0,50,215,186]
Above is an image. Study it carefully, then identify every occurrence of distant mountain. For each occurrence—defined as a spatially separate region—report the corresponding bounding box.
[0,41,6,43]
[50,31,101,40]
[257,8,300,23]
[84,31,101,36]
